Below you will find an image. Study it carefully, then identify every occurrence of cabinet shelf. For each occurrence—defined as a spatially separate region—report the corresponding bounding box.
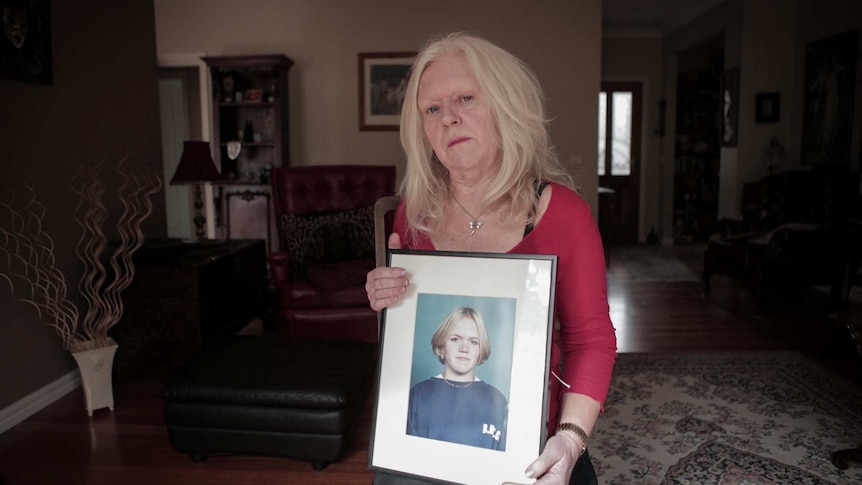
[204,54,293,252]
[219,101,276,108]
[214,181,271,187]
[219,142,275,148]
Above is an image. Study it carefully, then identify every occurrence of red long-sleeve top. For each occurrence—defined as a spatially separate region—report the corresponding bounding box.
[394,182,617,435]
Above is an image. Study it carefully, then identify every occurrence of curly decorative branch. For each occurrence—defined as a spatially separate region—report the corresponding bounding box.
[0,162,162,352]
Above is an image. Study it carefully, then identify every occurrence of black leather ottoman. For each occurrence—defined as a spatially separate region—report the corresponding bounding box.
[160,336,375,470]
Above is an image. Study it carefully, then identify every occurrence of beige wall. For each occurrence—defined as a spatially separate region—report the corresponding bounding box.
[154,0,603,211]
[737,0,797,179]
[602,35,663,242]
[0,0,165,410]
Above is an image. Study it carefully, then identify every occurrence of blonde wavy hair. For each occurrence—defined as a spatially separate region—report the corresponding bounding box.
[399,32,574,236]
[431,307,491,366]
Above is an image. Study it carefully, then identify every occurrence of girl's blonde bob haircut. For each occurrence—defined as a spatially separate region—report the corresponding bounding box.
[431,307,491,366]
[399,32,574,237]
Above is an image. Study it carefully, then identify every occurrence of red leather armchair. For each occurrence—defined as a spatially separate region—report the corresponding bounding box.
[270,165,396,342]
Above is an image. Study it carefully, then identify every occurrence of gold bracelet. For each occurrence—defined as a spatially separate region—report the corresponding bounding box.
[556,422,590,455]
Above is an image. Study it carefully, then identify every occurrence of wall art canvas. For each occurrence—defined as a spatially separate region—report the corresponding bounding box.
[801,30,858,165]
[0,0,52,84]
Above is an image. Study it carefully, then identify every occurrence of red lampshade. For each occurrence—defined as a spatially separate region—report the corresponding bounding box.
[170,141,221,184]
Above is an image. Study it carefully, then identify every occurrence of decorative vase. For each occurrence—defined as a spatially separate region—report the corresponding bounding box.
[71,338,118,417]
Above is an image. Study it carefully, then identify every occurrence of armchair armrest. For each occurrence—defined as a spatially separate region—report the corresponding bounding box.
[268,251,293,284]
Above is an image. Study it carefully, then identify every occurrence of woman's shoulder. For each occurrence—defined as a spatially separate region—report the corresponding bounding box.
[544,181,593,217]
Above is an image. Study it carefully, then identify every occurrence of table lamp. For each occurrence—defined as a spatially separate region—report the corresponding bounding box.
[170,141,221,239]
[764,137,786,175]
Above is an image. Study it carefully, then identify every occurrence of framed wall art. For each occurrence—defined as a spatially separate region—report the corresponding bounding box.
[358,52,415,131]
[755,92,780,123]
[720,68,740,147]
[801,29,858,165]
[369,250,557,484]
[0,0,52,84]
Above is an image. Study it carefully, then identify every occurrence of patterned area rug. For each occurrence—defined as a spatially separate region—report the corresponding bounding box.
[592,352,862,484]
[613,246,699,282]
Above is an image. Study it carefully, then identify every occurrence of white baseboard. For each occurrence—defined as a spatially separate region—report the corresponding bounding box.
[0,370,81,434]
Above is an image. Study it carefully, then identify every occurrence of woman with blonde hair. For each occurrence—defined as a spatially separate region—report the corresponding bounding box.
[367,32,616,485]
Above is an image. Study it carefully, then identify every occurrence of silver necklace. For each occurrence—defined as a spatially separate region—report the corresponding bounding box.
[451,196,484,235]
[442,378,475,388]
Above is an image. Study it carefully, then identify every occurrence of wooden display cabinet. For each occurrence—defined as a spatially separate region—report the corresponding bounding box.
[204,54,293,251]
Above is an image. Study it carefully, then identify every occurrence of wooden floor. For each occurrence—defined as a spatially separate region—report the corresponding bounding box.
[1,244,860,485]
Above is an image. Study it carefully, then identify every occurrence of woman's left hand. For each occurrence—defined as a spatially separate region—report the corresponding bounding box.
[502,433,579,485]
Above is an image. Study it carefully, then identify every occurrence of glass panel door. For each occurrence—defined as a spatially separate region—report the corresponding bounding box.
[598,82,642,246]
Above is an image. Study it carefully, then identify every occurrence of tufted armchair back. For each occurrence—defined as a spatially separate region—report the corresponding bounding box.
[272,165,396,218]
[272,165,395,273]
[755,164,855,231]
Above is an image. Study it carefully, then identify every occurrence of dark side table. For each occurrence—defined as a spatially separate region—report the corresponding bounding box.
[112,239,268,373]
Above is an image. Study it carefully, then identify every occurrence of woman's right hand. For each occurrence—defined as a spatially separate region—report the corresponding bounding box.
[366,233,408,311]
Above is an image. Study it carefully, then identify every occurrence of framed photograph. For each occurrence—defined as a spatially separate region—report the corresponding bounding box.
[369,250,557,484]
[0,0,52,84]
[358,52,415,131]
[801,29,858,165]
[720,68,740,147]
[244,88,263,103]
[755,92,780,123]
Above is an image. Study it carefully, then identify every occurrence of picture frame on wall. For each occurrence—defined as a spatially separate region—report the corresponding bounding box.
[369,249,557,485]
[755,92,780,123]
[801,29,859,165]
[0,0,52,84]
[358,52,415,131]
[720,68,740,147]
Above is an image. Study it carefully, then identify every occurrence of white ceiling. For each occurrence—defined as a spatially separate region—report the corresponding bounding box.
[603,0,726,35]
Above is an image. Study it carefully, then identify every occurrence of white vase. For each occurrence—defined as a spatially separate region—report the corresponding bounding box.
[71,338,118,417]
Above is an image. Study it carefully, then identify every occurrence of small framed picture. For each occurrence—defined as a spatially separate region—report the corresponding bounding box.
[358,52,415,131]
[244,89,263,103]
[755,92,780,123]
[369,250,557,484]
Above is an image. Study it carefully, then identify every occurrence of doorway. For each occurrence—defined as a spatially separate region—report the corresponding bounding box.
[157,54,211,239]
[598,82,642,246]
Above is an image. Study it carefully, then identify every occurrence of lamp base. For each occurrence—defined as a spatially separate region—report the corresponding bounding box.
[193,185,206,239]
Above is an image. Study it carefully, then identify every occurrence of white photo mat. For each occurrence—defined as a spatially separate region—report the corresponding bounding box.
[369,250,557,485]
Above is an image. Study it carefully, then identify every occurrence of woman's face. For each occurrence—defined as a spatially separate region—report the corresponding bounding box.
[439,316,481,379]
[417,53,500,177]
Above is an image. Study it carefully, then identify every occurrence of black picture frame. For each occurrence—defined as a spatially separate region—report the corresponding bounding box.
[369,249,557,484]
[755,92,780,123]
[0,0,52,84]
[358,52,415,131]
